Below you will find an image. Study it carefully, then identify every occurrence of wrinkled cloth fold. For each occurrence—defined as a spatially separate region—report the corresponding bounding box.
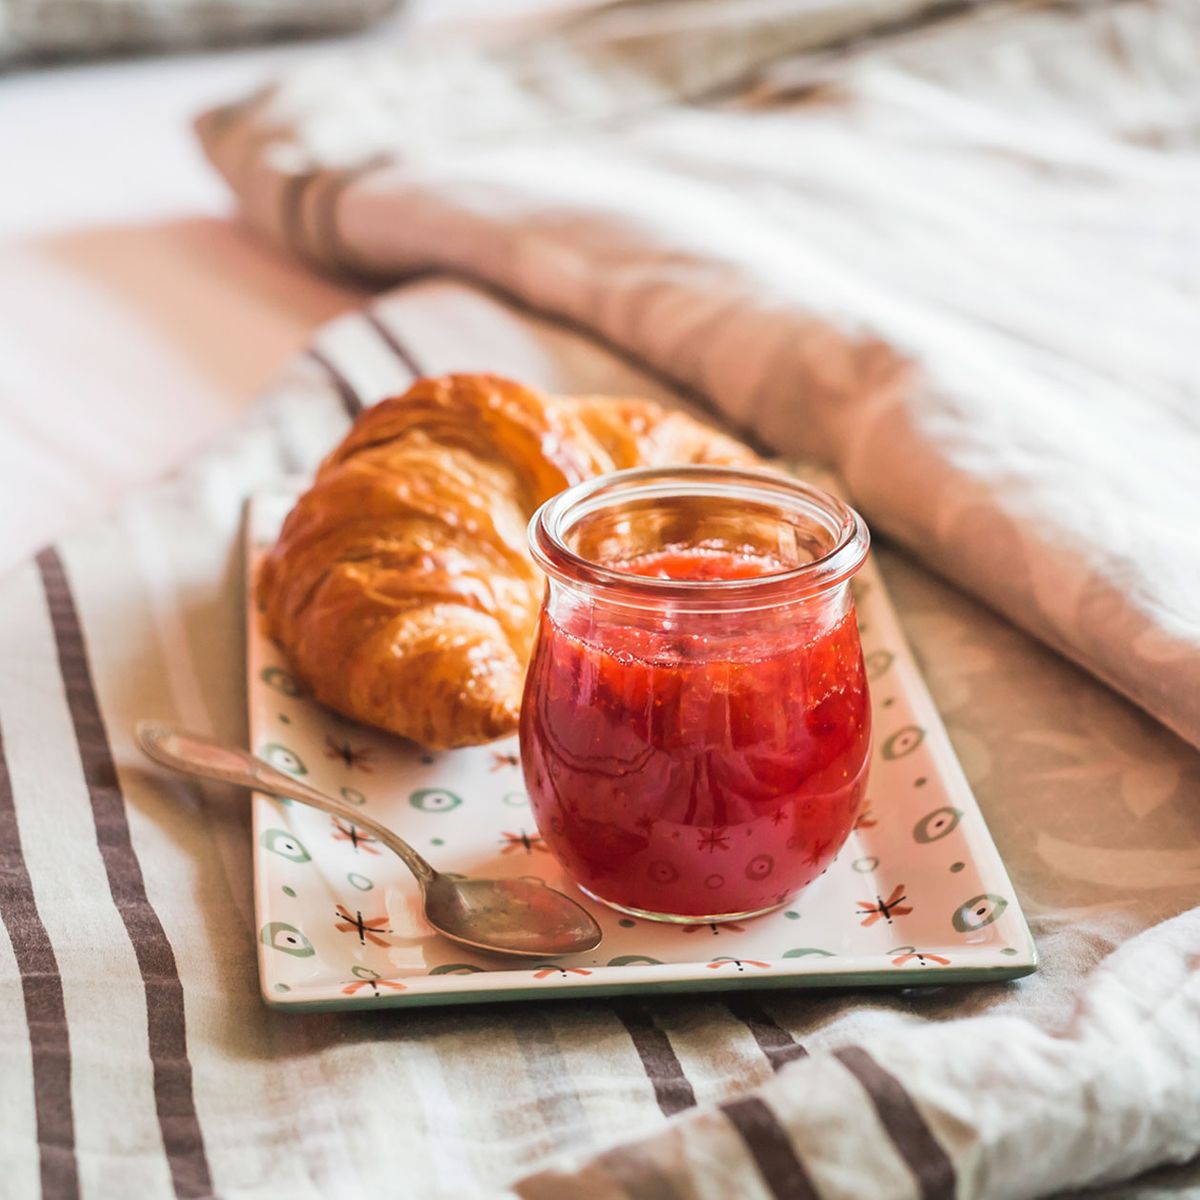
[196,0,1200,752]
[515,906,1200,1199]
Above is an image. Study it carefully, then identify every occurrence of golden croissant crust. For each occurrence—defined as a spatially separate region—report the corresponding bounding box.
[257,373,758,749]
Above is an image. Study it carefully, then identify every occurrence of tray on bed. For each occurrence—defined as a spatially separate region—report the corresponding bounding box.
[245,480,1035,1010]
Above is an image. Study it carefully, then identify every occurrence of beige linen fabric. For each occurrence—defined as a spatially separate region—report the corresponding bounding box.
[195,0,1200,753]
[0,280,1198,1200]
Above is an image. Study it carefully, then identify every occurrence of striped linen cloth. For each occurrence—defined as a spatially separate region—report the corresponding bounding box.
[3,279,1199,1199]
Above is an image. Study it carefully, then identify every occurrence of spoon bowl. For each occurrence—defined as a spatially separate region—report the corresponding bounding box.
[136,721,602,960]
[425,876,604,958]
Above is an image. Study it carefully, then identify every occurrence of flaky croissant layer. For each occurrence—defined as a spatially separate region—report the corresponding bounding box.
[258,373,758,749]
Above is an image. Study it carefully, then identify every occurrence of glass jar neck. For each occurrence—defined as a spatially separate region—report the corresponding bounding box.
[529,465,869,615]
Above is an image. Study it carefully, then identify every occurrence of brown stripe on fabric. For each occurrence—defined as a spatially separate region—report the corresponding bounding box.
[0,720,80,1200]
[510,1008,589,1139]
[36,549,213,1200]
[834,1045,956,1200]
[316,157,391,276]
[279,168,324,269]
[309,347,364,420]
[720,1095,819,1200]
[612,1002,696,1118]
[725,998,808,1072]
[364,309,424,380]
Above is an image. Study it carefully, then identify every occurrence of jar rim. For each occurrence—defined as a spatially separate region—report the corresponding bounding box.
[528,465,869,609]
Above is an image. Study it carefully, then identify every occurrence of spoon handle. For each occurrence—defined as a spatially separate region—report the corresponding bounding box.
[136,720,436,886]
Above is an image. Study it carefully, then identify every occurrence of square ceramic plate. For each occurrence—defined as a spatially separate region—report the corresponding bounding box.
[246,479,1035,1010]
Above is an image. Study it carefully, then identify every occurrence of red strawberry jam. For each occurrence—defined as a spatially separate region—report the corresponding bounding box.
[520,545,871,920]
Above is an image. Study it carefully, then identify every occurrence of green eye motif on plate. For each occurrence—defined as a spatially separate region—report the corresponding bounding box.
[351,965,380,980]
[608,955,663,966]
[882,725,925,760]
[261,667,303,697]
[429,963,485,975]
[410,787,462,814]
[952,894,1008,932]
[782,947,834,958]
[261,743,307,776]
[865,650,894,681]
[502,791,528,807]
[260,922,314,957]
[260,829,310,862]
[347,873,374,891]
[914,807,962,844]
[341,787,366,806]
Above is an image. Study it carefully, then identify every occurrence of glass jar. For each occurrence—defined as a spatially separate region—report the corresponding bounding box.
[520,465,872,923]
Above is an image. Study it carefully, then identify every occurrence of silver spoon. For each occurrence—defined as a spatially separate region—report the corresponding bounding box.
[136,721,602,959]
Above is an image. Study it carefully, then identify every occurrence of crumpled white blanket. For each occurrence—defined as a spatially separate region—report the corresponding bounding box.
[197,0,1200,754]
[191,2,1200,1194]
[518,905,1200,1199]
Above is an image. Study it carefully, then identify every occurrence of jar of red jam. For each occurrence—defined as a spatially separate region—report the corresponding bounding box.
[520,466,872,923]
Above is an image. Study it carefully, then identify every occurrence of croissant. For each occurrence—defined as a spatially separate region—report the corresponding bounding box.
[257,373,759,749]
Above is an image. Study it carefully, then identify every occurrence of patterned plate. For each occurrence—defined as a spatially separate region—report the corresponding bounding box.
[246,482,1035,1010]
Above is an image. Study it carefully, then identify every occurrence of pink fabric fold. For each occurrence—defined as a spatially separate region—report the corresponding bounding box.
[195,0,1200,750]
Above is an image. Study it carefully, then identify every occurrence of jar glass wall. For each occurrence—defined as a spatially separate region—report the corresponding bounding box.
[520,466,871,923]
